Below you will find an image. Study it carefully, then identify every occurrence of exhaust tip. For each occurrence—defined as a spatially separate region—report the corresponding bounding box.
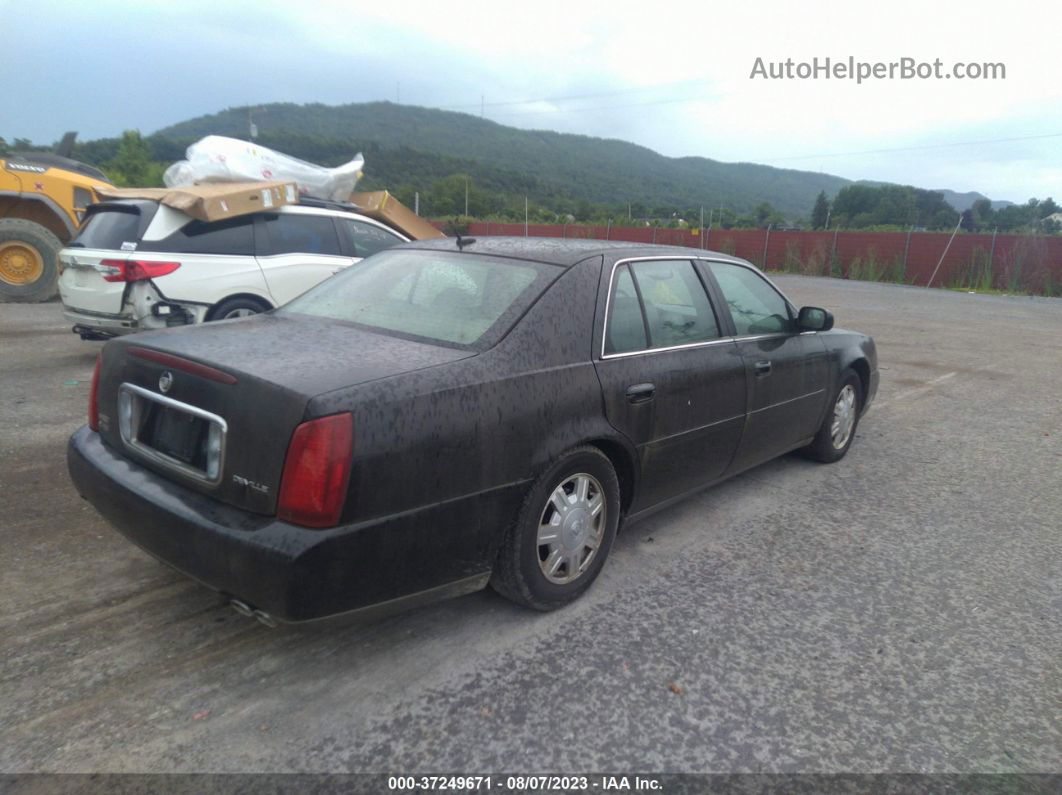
[230,598,277,627]
[252,609,277,628]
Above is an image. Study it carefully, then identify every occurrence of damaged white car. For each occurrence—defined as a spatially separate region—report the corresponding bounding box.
[59,198,407,339]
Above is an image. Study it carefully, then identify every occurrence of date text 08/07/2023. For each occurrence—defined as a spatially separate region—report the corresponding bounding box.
[387,775,663,791]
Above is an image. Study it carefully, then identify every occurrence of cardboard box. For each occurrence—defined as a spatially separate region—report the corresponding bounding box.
[95,180,297,223]
[350,191,445,240]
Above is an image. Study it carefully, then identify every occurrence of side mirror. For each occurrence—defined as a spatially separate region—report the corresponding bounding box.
[797,306,834,332]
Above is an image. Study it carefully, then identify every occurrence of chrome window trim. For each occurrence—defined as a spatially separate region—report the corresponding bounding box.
[602,337,735,360]
[599,255,800,360]
[117,383,228,485]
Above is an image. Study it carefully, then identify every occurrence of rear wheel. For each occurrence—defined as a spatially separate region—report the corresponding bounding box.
[801,369,862,463]
[209,296,270,321]
[491,446,620,610]
[0,219,62,303]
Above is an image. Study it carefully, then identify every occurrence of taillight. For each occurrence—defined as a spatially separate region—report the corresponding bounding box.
[277,413,354,528]
[88,355,101,431]
[100,259,181,282]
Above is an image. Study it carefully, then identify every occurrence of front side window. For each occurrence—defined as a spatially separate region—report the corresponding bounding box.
[340,219,403,258]
[708,262,793,336]
[281,249,558,349]
[259,213,342,256]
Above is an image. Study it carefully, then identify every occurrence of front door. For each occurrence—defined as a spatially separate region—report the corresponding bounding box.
[593,258,747,511]
[702,260,828,474]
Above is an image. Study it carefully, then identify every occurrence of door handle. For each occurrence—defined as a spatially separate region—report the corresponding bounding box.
[754,360,772,376]
[626,382,656,404]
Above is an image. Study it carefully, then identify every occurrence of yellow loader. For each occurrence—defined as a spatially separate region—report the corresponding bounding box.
[0,134,112,302]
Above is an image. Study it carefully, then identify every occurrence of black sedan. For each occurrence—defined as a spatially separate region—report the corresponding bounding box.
[68,238,878,622]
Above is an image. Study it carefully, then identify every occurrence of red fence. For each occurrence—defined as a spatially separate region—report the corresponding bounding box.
[430,221,1062,295]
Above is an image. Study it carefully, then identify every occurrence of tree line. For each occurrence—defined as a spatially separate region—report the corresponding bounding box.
[809,185,1059,234]
[4,130,1057,234]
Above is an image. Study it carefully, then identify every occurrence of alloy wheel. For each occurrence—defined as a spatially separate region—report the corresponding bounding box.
[830,384,857,449]
[537,473,606,585]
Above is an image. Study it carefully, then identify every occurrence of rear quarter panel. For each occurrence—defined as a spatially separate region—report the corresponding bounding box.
[306,256,622,576]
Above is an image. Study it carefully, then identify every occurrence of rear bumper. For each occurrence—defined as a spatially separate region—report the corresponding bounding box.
[67,426,494,622]
[62,307,137,335]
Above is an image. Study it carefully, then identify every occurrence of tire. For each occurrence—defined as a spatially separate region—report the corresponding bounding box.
[209,296,270,321]
[491,445,621,611]
[0,219,62,303]
[801,368,863,463]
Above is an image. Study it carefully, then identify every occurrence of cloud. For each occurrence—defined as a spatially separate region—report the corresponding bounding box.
[6,0,1059,201]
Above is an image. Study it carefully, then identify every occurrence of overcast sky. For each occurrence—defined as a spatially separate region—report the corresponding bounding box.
[5,0,1060,202]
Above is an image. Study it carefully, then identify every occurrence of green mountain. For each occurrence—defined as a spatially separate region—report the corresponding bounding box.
[931,189,1011,212]
[154,102,854,219]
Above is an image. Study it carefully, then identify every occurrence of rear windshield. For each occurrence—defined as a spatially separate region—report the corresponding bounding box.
[281,249,560,350]
[68,204,153,250]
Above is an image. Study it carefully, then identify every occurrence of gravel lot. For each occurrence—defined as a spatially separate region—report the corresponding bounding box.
[1,276,1060,774]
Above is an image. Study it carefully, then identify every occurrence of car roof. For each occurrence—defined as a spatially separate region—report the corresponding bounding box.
[398,236,751,267]
[90,197,382,225]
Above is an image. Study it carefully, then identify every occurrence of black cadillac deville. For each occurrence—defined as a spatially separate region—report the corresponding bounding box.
[68,238,878,622]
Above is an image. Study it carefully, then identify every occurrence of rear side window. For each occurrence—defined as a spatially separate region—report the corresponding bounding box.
[338,218,403,258]
[604,259,720,355]
[281,249,557,350]
[139,216,254,255]
[631,260,720,347]
[69,206,142,249]
[605,265,647,355]
[258,214,342,256]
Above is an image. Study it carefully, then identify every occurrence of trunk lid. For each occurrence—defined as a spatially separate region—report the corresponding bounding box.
[58,247,129,315]
[59,200,158,315]
[96,313,475,515]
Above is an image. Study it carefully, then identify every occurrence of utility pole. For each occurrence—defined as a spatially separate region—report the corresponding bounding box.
[926,214,963,288]
[414,191,420,216]
[825,207,831,230]
[247,107,264,139]
[902,225,912,273]
[464,177,469,217]
[524,196,529,237]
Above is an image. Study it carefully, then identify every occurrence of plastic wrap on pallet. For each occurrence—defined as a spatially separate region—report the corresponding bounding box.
[163,135,364,202]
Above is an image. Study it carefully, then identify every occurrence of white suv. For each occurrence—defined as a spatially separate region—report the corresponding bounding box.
[58,197,408,339]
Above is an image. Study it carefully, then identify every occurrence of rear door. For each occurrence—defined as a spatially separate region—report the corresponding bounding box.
[702,260,828,473]
[254,209,350,306]
[593,257,747,510]
[58,201,156,314]
[135,210,265,308]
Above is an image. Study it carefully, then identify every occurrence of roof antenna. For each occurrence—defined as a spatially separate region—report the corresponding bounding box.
[455,233,476,250]
[446,218,475,249]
